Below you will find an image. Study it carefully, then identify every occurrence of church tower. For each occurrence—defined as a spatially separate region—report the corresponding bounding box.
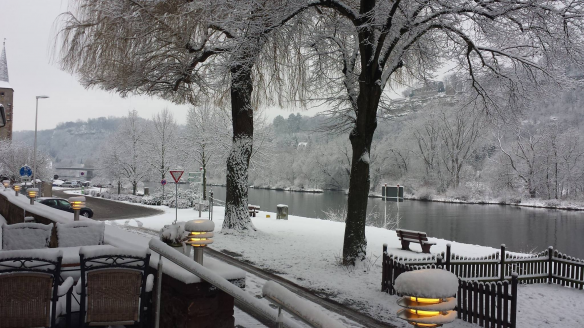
[0,41,13,140]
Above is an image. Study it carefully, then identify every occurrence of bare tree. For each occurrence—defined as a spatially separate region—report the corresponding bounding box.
[0,140,52,182]
[54,0,319,233]
[184,103,230,199]
[114,110,150,195]
[146,109,179,183]
[283,0,584,264]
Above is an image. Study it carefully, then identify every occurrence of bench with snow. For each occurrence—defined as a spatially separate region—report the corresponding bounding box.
[396,229,436,254]
[248,205,260,217]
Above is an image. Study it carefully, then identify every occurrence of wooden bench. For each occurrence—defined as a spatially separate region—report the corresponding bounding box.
[396,229,436,254]
[248,205,260,217]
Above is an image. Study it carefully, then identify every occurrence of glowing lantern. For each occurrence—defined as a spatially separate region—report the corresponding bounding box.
[395,269,458,327]
[69,196,86,221]
[27,188,39,205]
[13,184,21,196]
[2,180,9,189]
[184,219,215,265]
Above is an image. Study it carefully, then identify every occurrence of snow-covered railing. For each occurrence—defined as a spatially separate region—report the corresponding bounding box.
[148,239,304,328]
[262,281,346,328]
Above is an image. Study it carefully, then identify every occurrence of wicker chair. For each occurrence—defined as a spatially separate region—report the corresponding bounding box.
[0,249,74,328]
[76,247,153,327]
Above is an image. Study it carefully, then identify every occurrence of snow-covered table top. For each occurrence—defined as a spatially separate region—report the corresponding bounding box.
[0,245,115,265]
[1,191,245,284]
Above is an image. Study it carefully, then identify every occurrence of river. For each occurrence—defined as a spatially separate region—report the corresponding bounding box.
[149,183,584,258]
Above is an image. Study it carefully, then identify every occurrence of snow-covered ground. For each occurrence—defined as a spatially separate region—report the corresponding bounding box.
[108,203,584,328]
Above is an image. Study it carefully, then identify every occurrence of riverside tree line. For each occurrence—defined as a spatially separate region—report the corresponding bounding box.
[51,0,584,265]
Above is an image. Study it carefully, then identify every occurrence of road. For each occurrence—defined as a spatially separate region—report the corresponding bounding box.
[52,189,164,221]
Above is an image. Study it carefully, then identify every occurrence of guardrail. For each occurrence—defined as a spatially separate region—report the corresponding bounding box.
[149,239,343,328]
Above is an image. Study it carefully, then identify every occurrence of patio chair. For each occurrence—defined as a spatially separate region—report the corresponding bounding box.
[76,247,153,327]
[56,221,105,247]
[1,223,53,250]
[0,249,74,328]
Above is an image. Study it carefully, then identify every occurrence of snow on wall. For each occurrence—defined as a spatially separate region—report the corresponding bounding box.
[2,223,53,250]
[57,221,105,247]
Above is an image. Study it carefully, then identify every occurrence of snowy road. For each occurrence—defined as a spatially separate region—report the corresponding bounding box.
[52,190,163,220]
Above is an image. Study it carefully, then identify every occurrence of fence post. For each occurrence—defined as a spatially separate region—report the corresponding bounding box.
[437,255,443,268]
[548,246,553,284]
[446,243,451,271]
[511,273,518,328]
[210,190,213,221]
[381,244,388,292]
[500,244,506,281]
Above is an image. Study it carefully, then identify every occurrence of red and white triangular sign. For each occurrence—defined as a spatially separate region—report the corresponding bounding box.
[169,170,184,183]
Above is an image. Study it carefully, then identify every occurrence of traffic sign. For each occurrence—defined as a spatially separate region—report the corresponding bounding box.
[161,179,167,185]
[382,184,404,202]
[80,172,85,176]
[169,170,184,183]
[20,165,32,177]
[187,171,202,183]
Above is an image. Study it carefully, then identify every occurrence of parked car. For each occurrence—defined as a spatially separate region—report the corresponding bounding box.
[37,197,94,218]
[60,181,80,188]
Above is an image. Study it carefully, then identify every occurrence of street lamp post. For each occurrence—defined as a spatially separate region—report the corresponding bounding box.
[33,95,49,189]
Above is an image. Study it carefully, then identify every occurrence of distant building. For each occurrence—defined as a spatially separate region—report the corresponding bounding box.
[0,41,13,140]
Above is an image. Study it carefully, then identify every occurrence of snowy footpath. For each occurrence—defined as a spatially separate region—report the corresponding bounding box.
[109,203,584,328]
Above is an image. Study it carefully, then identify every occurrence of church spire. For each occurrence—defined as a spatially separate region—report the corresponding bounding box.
[0,39,9,83]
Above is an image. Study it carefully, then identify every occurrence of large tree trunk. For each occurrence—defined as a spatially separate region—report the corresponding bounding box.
[343,80,381,265]
[223,64,255,232]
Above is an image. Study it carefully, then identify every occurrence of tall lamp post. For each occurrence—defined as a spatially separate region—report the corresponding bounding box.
[33,95,49,189]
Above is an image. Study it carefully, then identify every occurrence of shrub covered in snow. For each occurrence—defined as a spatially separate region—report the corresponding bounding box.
[160,222,187,246]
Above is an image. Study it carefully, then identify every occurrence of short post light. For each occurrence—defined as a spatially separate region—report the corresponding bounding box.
[2,180,9,190]
[395,269,457,327]
[13,184,21,196]
[69,196,86,221]
[27,188,39,205]
[184,219,215,265]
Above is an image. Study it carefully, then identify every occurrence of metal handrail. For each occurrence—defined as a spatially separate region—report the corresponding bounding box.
[263,281,346,328]
[148,239,303,328]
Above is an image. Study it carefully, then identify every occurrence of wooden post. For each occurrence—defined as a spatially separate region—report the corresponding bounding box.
[446,243,451,271]
[548,246,553,284]
[381,244,388,292]
[511,273,518,328]
[437,255,443,268]
[500,244,506,281]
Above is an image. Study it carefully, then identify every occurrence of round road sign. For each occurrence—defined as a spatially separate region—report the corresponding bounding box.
[161,179,167,185]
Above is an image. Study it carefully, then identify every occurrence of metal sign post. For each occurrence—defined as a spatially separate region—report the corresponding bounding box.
[382,184,404,229]
[161,179,167,201]
[169,170,184,224]
[187,169,203,217]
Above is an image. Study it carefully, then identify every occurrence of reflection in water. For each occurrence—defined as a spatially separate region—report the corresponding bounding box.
[148,183,584,258]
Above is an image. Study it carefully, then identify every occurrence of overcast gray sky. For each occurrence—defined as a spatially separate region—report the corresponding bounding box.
[1,0,312,132]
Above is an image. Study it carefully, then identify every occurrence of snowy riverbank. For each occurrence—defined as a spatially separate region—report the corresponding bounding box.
[107,202,584,327]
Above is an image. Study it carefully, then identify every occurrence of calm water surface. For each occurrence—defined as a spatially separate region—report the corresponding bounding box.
[154,184,584,258]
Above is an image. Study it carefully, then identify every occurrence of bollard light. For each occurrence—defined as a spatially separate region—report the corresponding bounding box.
[13,184,21,196]
[395,269,457,327]
[2,180,9,190]
[69,196,86,221]
[27,188,39,205]
[185,219,215,265]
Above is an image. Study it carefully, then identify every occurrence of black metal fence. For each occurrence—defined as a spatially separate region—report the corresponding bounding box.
[382,243,584,328]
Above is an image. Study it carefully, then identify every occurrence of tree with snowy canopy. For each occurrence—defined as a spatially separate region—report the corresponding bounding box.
[274,0,584,264]
[54,0,315,232]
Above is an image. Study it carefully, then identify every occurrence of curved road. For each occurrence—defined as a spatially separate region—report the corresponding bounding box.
[52,189,163,221]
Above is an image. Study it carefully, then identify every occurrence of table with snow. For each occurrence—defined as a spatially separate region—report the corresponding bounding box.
[0,190,247,328]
